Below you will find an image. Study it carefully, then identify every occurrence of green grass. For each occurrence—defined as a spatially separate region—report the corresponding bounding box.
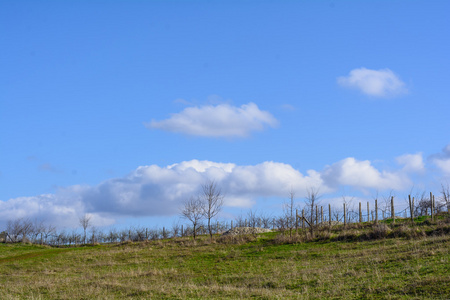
[1,221,450,299]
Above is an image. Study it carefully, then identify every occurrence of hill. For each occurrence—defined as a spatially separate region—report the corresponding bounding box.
[0,219,449,299]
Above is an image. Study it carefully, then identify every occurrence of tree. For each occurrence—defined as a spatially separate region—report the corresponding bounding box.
[283,188,296,237]
[180,196,204,240]
[79,214,91,244]
[6,218,33,242]
[201,180,224,240]
[305,187,321,237]
[441,183,450,212]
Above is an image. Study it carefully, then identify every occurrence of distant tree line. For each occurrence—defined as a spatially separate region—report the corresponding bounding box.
[2,183,450,245]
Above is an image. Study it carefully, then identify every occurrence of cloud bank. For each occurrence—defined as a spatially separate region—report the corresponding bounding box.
[431,144,450,175]
[147,102,278,137]
[337,68,408,97]
[0,153,424,227]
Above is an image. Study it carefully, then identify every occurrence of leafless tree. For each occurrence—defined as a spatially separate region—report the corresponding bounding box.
[6,218,33,242]
[200,180,224,240]
[41,223,56,245]
[171,221,182,238]
[30,219,46,244]
[415,191,431,216]
[234,214,246,227]
[180,196,204,240]
[79,214,91,244]
[282,188,296,237]
[246,209,259,228]
[342,195,355,223]
[305,187,321,236]
[441,183,450,212]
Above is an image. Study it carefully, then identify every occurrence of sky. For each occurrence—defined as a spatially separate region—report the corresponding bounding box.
[1,1,450,230]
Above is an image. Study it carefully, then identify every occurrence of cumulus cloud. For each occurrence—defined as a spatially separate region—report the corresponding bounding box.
[396,153,425,172]
[0,155,421,227]
[337,67,408,97]
[146,102,278,137]
[430,144,450,175]
[0,160,322,227]
[321,157,410,191]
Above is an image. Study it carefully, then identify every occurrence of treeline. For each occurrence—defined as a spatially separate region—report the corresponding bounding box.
[1,185,450,246]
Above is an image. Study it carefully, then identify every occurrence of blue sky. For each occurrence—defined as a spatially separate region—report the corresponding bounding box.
[1,1,450,229]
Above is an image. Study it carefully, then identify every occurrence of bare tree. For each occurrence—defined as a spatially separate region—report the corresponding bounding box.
[200,180,224,240]
[283,188,296,237]
[79,214,91,244]
[6,218,33,242]
[441,183,450,212]
[180,196,204,240]
[305,187,321,236]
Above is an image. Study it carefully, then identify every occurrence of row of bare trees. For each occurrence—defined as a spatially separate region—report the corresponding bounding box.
[2,183,450,245]
[180,180,224,240]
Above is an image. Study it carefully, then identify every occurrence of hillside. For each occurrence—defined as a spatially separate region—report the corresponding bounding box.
[0,219,449,299]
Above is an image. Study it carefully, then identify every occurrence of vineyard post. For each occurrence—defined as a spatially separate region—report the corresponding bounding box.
[391,196,395,224]
[321,206,323,224]
[375,199,378,224]
[344,203,346,228]
[409,195,413,222]
[359,202,362,223]
[367,202,369,222]
[329,204,331,228]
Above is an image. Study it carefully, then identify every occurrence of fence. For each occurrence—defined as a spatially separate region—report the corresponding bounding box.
[2,192,449,245]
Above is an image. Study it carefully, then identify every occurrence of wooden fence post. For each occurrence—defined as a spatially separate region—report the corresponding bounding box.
[367,202,370,222]
[344,203,346,228]
[329,204,331,228]
[321,206,323,224]
[359,202,362,223]
[375,199,378,224]
[391,196,395,224]
[181,225,184,237]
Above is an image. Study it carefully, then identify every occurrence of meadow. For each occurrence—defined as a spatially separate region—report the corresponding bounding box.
[0,218,449,299]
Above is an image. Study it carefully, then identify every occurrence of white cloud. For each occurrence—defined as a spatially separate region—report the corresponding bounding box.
[146,102,278,137]
[396,153,425,172]
[431,144,450,175]
[321,157,410,191]
[337,67,408,97]
[0,160,322,227]
[0,154,422,227]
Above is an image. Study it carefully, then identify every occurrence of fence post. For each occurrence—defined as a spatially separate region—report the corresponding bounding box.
[321,206,323,224]
[367,202,370,222]
[359,202,362,223]
[344,203,346,228]
[391,196,395,224]
[181,225,184,237]
[231,220,233,230]
[295,209,298,232]
[329,204,331,228]
[375,199,378,223]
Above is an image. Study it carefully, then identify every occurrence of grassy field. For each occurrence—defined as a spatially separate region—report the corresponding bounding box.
[1,220,450,299]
